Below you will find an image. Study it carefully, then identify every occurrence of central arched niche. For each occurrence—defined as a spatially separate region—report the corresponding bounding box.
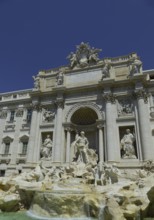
[70,107,99,158]
[71,107,98,125]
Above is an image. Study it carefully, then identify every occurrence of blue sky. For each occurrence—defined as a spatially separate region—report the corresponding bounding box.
[0,0,154,93]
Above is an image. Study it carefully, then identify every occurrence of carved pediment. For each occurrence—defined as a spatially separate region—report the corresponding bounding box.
[19,134,29,141]
[2,135,13,143]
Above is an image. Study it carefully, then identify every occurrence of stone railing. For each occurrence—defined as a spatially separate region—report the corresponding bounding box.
[0,154,11,164]
[0,91,31,102]
[16,154,27,164]
[106,53,136,64]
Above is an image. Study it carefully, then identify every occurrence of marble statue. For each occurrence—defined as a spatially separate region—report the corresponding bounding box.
[32,75,40,90]
[120,129,136,159]
[143,160,154,173]
[56,71,64,85]
[43,109,55,122]
[101,61,111,79]
[40,135,53,159]
[130,56,142,74]
[67,52,78,68]
[71,131,98,169]
[13,163,44,182]
[89,47,100,63]
[72,131,89,163]
[67,42,101,69]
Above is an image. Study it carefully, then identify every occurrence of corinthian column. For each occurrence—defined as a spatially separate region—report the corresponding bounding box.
[135,89,154,160]
[103,92,120,162]
[97,124,104,162]
[65,127,71,163]
[53,99,64,163]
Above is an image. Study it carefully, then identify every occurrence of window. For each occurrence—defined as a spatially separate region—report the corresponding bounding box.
[0,170,5,177]
[13,94,17,98]
[22,142,28,155]
[27,109,32,122]
[150,75,154,80]
[4,142,10,155]
[10,110,15,122]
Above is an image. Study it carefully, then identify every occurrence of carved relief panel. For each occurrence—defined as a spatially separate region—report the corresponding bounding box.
[117,98,133,117]
[42,108,55,123]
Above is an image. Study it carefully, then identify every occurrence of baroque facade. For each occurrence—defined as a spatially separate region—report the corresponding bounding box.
[0,42,154,176]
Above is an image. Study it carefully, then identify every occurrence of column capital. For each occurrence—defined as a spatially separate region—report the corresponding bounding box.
[64,127,72,132]
[97,124,103,129]
[134,89,149,103]
[32,104,42,112]
[103,93,116,103]
[96,119,104,129]
[55,99,64,109]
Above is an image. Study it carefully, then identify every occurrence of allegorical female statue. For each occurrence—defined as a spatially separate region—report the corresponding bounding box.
[120,129,137,159]
[40,135,53,159]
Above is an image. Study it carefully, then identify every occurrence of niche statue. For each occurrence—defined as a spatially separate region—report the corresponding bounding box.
[40,135,53,159]
[72,131,98,165]
[120,129,137,159]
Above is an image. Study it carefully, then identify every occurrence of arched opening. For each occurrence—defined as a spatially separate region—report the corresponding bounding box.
[70,107,99,160]
[71,107,98,125]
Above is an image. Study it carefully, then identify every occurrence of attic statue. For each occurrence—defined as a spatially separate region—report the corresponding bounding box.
[67,42,101,69]
[56,71,64,85]
[32,75,40,90]
[130,56,142,74]
[101,61,111,79]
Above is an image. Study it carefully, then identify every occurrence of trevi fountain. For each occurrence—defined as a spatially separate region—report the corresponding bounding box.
[1,43,154,220]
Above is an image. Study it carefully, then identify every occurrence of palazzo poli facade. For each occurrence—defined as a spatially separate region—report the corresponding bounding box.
[0,42,154,176]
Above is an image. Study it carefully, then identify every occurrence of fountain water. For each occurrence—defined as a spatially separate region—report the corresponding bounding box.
[27,189,105,220]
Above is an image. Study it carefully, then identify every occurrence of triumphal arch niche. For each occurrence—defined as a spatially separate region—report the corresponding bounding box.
[29,41,154,168]
[65,102,104,162]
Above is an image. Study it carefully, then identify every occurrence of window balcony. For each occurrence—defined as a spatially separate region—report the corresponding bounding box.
[0,154,11,164]
[150,106,154,118]
[16,154,27,164]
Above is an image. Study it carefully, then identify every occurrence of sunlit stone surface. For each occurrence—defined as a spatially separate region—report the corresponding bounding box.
[0,43,154,219]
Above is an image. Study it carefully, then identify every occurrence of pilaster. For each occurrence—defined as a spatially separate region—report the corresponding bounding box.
[97,122,104,162]
[103,90,120,162]
[65,127,71,163]
[27,104,41,164]
[53,98,64,163]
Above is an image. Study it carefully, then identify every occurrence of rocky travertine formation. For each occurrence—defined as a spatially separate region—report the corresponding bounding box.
[0,161,154,219]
